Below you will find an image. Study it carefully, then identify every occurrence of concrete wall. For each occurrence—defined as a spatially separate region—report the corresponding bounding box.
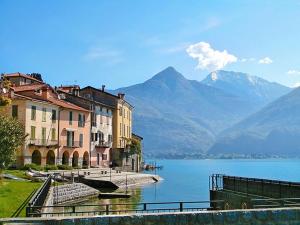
[2,208,300,225]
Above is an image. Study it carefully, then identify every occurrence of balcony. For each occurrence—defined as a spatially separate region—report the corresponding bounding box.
[78,121,85,127]
[61,140,81,148]
[95,140,112,148]
[29,139,59,147]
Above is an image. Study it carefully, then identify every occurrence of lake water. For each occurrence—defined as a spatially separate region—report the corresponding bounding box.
[79,159,300,209]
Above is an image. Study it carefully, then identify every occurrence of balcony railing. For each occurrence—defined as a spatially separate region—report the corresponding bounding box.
[78,121,85,127]
[96,141,112,148]
[61,141,81,148]
[29,139,58,147]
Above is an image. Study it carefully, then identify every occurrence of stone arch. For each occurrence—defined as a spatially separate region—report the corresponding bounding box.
[46,150,55,165]
[32,150,41,165]
[72,151,79,167]
[62,151,70,165]
[82,151,89,168]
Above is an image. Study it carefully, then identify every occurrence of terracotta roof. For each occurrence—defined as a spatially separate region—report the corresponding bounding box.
[12,83,46,92]
[48,97,90,112]
[4,73,44,83]
[11,88,90,112]
[81,86,134,108]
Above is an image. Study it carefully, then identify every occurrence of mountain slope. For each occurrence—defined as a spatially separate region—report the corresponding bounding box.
[209,88,300,156]
[202,70,290,105]
[113,67,290,155]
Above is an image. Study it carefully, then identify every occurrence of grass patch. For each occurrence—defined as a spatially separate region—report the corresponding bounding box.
[4,169,29,179]
[0,180,41,218]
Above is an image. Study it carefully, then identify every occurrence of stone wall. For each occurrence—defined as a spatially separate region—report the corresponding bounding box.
[2,208,300,225]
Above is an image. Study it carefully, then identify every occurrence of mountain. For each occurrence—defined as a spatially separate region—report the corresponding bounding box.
[202,70,290,106]
[209,88,300,156]
[113,67,291,156]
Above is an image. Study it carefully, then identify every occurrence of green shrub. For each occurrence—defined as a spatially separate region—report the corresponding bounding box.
[21,163,42,171]
[57,164,72,170]
[44,164,58,171]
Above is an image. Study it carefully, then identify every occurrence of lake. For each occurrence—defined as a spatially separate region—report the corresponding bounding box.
[80,159,300,209]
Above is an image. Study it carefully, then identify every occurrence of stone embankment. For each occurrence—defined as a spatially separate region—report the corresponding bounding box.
[47,183,99,205]
[48,168,163,189]
[81,172,162,189]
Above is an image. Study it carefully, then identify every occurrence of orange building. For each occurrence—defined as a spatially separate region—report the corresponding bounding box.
[1,79,91,168]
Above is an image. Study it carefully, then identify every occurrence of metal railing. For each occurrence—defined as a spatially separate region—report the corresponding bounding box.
[29,139,58,147]
[95,141,112,148]
[61,141,81,148]
[26,175,52,217]
[26,200,225,217]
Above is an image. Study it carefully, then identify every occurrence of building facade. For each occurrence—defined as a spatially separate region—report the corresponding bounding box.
[1,79,91,168]
[79,86,133,168]
[56,86,113,168]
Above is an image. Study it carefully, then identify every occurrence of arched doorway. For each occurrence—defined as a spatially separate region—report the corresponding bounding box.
[82,151,89,168]
[62,151,69,165]
[32,150,41,165]
[46,150,55,165]
[72,151,79,167]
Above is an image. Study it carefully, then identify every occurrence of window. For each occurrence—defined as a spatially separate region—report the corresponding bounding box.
[31,106,36,120]
[52,109,56,122]
[119,140,122,147]
[69,111,73,125]
[102,154,107,160]
[119,107,122,116]
[108,134,112,143]
[51,128,56,141]
[42,108,47,122]
[67,131,74,147]
[97,153,100,165]
[79,134,83,147]
[12,105,18,118]
[42,127,46,145]
[95,133,98,141]
[123,124,126,137]
[30,126,36,140]
[123,109,126,118]
[78,114,82,127]
[120,123,122,136]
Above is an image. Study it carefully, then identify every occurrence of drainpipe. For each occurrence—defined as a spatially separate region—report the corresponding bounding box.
[57,108,61,165]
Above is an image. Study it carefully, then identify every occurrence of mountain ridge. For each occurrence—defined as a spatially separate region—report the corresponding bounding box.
[113,67,291,156]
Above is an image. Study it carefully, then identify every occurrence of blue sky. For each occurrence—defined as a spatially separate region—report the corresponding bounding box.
[1,0,300,89]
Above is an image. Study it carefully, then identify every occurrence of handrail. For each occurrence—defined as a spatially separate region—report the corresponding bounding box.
[26,200,225,217]
[26,175,52,217]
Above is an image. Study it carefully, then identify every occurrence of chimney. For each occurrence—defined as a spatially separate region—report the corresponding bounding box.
[41,86,50,99]
[118,93,125,99]
[101,85,105,92]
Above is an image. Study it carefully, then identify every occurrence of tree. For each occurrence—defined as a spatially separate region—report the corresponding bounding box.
[0,76,12,106]
[0,115,26,171]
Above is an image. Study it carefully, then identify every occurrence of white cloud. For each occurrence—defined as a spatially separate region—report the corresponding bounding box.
[186,42,237,70]
[287,70,300,75]
[292,82,300,88]
[258,57,273,64]
[83,47,123,65]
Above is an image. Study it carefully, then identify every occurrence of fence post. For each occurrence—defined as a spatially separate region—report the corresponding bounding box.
[179,202,183,212]
[143,203,147,211]
[72,206,75,213]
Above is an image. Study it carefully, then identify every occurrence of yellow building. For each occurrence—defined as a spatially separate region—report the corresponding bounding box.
[113,93,133,149]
